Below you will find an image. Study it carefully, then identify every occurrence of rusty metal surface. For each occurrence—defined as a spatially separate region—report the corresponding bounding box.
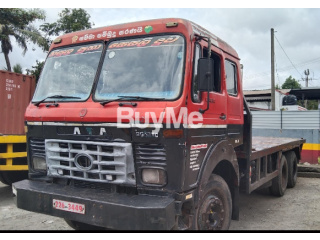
[250,136,305,160]
[236,136,305,160]
[0,70,35,135]
[252,136,304,152]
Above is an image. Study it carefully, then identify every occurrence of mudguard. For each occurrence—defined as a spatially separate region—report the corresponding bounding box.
[195,140,240,220]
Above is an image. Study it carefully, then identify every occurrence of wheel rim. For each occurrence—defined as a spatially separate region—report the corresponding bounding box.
[198,195,225,230]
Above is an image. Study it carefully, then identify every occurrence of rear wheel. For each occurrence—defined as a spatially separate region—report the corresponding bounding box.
[0,172,10,185]
[64,219,107,230]
[195,174,232,230]
[270,154,288,197]
[284,151,298,188]
[0,171,28,186]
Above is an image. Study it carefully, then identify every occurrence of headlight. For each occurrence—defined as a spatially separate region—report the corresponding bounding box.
[142,168,166,185]
[32,156,47,171]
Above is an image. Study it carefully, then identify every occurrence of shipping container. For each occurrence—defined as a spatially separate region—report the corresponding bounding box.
[0,70,35,135]
[0,70,35,185]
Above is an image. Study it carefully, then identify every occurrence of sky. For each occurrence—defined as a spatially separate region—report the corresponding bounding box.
[1,4,320,90]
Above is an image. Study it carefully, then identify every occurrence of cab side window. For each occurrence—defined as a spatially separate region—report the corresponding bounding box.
[203,48,221,93]
[192,44,201,103]
[225,60,237,95]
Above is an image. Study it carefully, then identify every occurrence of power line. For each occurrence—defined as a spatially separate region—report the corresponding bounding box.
[274,34,303,79]
[243,57,320,80]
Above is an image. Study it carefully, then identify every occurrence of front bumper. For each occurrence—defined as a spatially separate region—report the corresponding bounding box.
[13,180,176,230]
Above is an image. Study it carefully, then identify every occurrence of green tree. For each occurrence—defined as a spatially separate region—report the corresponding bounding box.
[296,100,318,110]
[281,76,301,89]
[26,60,44,84]
[0,8,49,71]
[32,8,94,85]
[306,100,318,110]
[12,63,23,73]
[275,84,280,90]
[40,8,94,38]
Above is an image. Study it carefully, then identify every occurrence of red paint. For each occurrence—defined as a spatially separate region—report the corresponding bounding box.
[300,149,320,164]
[26,18,243,127]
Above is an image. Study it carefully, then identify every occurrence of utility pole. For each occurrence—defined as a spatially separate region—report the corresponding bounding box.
[271,28,275,111]
[304,69,309,109]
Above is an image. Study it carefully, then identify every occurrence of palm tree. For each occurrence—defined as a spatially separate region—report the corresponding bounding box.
[13,63,23,74]
[0,8,49,72]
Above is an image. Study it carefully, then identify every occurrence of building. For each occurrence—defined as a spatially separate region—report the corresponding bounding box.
[244,89,307,111]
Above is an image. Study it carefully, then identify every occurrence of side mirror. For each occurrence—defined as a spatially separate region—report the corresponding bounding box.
[197,58,214,91]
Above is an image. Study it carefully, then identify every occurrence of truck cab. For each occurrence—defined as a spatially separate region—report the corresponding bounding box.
[12,18,304,230]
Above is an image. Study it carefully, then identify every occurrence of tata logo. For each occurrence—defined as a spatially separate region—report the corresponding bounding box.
[73,127,109,136]
[79,109,87,118]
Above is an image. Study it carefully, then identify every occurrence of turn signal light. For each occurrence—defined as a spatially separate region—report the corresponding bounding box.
[53,38,62,44]
[166,22,178,28]
[163,129,183,139]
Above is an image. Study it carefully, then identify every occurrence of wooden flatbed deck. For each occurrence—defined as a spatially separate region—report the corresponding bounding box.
[236,136,305,160]
[237,136,305,194]
[250,136,305,160]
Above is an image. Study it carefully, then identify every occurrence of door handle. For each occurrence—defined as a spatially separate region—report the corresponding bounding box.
[220,114,226,120]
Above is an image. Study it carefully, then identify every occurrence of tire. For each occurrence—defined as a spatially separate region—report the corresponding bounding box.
[0,171,28,186]
[284,151,298,188]
[270,154,288,197]
[64,219,107,231]
[195,174,232,230]
[0,172,10,185]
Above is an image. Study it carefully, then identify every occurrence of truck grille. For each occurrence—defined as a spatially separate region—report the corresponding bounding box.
[134,143,166,165]
[30,139,45,157]
[45,139,135,185]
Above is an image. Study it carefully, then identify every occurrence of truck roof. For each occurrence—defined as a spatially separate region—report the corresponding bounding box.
[50,18,239,59]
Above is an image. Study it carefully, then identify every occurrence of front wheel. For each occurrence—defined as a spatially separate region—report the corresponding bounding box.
[195,174,232,230]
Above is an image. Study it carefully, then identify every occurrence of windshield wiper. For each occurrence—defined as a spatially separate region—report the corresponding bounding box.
[34,95,81,107]
[100,96,165,106]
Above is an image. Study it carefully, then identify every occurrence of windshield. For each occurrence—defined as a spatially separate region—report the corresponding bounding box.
[94,35,185,100]
[32,43,103,102]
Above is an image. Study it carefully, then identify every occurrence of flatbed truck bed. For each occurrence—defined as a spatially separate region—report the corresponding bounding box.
[237,136,305,194]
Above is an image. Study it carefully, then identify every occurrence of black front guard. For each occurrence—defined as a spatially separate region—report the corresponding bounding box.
[13,180,175,230]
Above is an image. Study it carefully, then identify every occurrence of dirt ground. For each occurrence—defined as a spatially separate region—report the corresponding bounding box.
[0,177,319,231]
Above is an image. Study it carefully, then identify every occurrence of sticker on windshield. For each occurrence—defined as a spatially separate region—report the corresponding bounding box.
[144,25,153,34]
[54,61,61,69]
[108,51,116,59]
[48,49,74,58]
[108,35,182,50]
[48,44,103,58]
[177,52,183,59]
[72,35,78,43]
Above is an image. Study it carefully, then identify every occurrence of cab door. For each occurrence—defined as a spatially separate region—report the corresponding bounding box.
[225,59,242,123]
[188,43,227,127]
[225,58,243,146]
[184,42,227,189]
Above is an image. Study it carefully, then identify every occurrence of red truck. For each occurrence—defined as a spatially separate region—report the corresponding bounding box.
[12,18,304,230]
